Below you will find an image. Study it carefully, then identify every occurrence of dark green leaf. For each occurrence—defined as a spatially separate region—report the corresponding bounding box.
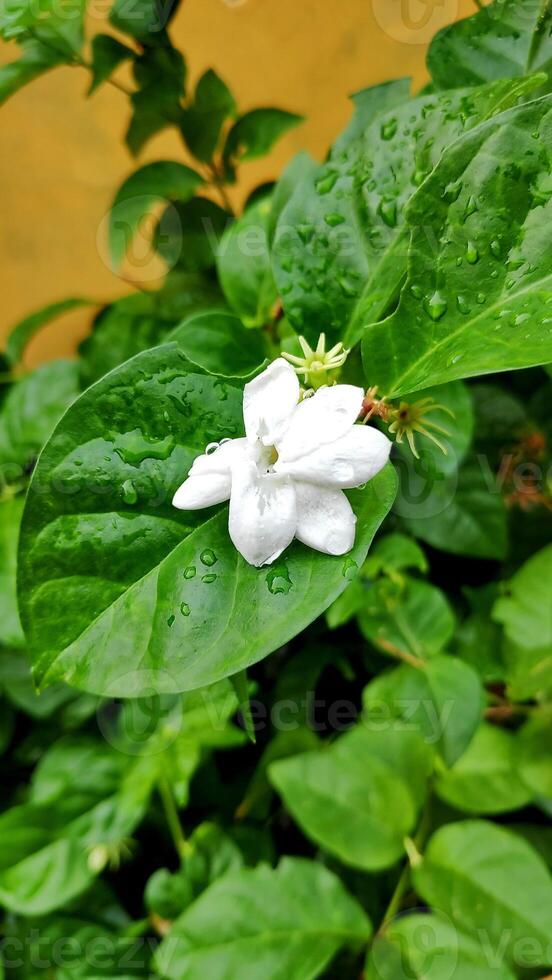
[0,649,79,719]
[362,95,552,396]
[18,343,397,697]
[270,727,433,870]
[436,722,532,813]
[428,0,552,91]
[223,108,303,181]
[413,821,552,968]
[88,33,133,95]
[217,196,277,326]
[154,857,371,979]
[109,0,179,44]
[358,576,456,660]
[168,311,268,378]
[125,45,186,155]
[108,161,203,269]
[155,197,230,272]
[181,68,236,163]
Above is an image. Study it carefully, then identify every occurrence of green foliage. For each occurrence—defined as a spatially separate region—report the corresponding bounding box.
[2,2,552,977]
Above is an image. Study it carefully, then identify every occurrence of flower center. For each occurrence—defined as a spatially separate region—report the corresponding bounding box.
[255,442,279,475]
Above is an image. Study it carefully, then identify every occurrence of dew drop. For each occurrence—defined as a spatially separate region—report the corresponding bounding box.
[180,602,190,617]
[315,171,338,195]
[490,240,501,258]
[266,562,293,595]
[183,565,196,580]
[381,118,398,141]
[121,479,138,505]
[342,557,358,581]
[205,442,219,455]
[466,241,479,264]
[202,573,217,584]
[324,212,345,227]
[424,291,448,321]
[200,549,218,567]
[378,198,397,228]
[167,614,175,628]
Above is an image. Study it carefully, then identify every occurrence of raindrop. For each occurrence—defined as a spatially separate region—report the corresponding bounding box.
[324,213,345,227]
[167,614,175,628]
[202,573,217,584]
[466,241,479,264]
[378,198,397,228]
[205,443,219,455]
[183,566,196,580]
[424,291,448,321]
[200,549,218,567]
[266,563,293,595]
[381,118,398,141]
[342,557,358,581]
[121,479,138,505]
[490,240,501,258]
[464,195,478,218]
[180,602,190,617]
[315,171,338,195]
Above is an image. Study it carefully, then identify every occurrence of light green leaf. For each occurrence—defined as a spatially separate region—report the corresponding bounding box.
[168,310,268,378]
[358,576,456,661]
[108,162,203,269]
[1,0,86,56]
[88,33,133,95]
[223,108,303,181]
[494,543,552,650]
[273,76,542,350]
[217,196,277,326]
[5,297,92,366]
[362,95,552,396]
[0,496,24,647]
[516,708,552,801]
[414,820,552,968]
[428,0,552,91]
[0,40,63,106]
[155,857,371,979]
[270,726,433,870]
[366,913,516,980]
[0,649,78,719]
[18,343,397,697]
[363,655,483,767]
[364,532,429,577]
[333,77,411,154]
[436,722,532,814]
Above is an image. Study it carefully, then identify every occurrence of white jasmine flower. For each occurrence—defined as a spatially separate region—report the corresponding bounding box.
[173,358,391,567]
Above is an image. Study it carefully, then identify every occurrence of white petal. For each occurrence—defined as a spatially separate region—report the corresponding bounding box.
[173,472,231,510]
[276,425,391,489]
[190,438,248,477]
[243,359,300,446]
[229,460,296,567]
[277,384,364,462]
[295,482,356,556]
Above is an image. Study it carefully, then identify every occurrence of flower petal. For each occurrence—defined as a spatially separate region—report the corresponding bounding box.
[276,425,391,488]
[243,358,300,446]
[173,472,231,510]
[229,460,296,567]
[295,482,356,556]
[277,384,364,461]
[190,438,248,477]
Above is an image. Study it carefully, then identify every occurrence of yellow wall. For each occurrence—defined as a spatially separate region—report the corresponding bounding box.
[0,0,473,365]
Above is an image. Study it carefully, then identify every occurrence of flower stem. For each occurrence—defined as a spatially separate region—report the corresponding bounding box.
[158,775,189,863]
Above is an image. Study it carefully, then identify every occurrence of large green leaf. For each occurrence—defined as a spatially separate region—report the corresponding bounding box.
[223,108,303,182]
[428,0,552,91]
[270,727,433,870]
[18,343,397,697]
[154,857,371,979]
[362,95,552,396]
[358,576,455,661]
[273,76,542,350]
[366,913,516,980]
[168,311,268,378]
[435,723,532,814]
[0,496,24,647]
[108,162,203,269]
[88,33,133,95]
[125,45,186,156]
[363,655,483,767]
[413,821,552,968]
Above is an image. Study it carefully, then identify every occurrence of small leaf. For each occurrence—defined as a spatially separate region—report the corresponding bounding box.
[413,821,552,968]
[5,297,92,366]
[223,108,303,181]
[436,723,532,813]
[358,576,455,660]
[168,311,268,378]
[229,669,256,744]
[494,543,552,651]
[109,0,179,44]
[88,34,133,95]
[108,161,203,269]
[155,857,371,980]
[125,45,186,155]
[217,196,277,326]
[155,197,230,273]
[181,68,236,163]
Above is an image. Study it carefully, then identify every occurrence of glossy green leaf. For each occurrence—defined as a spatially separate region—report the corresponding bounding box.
[428,0,552,91]
[358,576,455,660]
[217,196,277,326]
[5,297,92,366]
[333,77,411,154]
[155,857,371,979]
[363,655,483,767]
[223,108,303,181]
[436,723,532,813]
[402,457,509,560]
[414,821,552,968]
[0,496,24,647]
[79,273,223,386]
[108,162,203,269]
[168,311,268,378]
[155,197,230,272]
[267,150,318,244]
[362,95,552,396]
[181,68,236,162]
[18,343,397,697]
[88,34,133,95]
[270,726,433,870]
[366,913,516,980]
[1,0,85,56]
[273,76,541,350]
